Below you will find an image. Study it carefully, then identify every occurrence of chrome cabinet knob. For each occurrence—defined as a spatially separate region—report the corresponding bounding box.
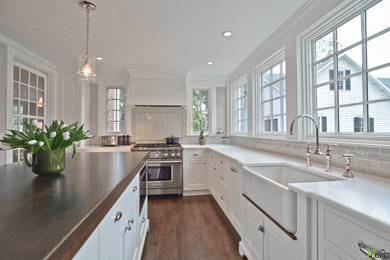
[258,225,265,233]
[141,217,146,223]
[132,186,137,192]
[114,211,122,222]
[129,218,134,224]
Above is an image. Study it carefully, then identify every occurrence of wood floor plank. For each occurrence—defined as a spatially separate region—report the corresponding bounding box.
[142,195,243,260]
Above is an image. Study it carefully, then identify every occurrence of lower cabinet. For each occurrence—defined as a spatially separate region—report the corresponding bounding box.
[318,201,390,260]
[183,149,208,192]
[240,196,302,260]
[184,160,208,190]
[73,165,147,260]
[242,198,265,260]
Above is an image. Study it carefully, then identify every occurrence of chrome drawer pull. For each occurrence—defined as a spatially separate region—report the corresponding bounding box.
[230,167,238,173]
[220,177,224,181]
[358,241,382,259]
[114,211,122,222]
[258,225,265,233]
[193,153,199,156]
[132,186,137,192]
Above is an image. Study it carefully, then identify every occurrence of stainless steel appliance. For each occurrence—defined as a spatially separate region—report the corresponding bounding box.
[101,135,117,146]
[139,164,147,215]
[131,143,183,196]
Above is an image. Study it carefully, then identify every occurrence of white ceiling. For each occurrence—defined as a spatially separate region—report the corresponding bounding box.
[0,0,307,77]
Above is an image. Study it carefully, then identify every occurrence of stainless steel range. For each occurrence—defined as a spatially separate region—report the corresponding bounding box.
[131,143,183,196]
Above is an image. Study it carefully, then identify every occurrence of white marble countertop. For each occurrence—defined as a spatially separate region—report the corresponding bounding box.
[183,144,390,233]
[82,144,390,232]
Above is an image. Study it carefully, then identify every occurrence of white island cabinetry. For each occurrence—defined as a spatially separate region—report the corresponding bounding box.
[73,166,147,260]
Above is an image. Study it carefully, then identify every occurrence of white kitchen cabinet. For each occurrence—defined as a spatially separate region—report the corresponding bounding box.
[184,160,208,190]
[73,228,99,260]
[73,165,147,260]
[183,149,208,193]
[318,201,390,260]
[241,198,265,260]
[240,195,303,260]
[227,162,242,234]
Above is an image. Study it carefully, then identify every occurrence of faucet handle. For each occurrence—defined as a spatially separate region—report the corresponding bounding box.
[306,142,311,152]
[326,143,337,154]
[342,154,354,178]
[342,153,354,160]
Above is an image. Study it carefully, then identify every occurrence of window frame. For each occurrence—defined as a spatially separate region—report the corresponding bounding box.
[231,76,248,135]
[191,88,210,135]
[254,49,286,135]
[12,62,47,131]
[106,87,125,133]
[298,0,390,142]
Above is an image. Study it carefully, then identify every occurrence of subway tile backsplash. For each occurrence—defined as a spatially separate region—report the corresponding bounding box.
[230,136,390,180]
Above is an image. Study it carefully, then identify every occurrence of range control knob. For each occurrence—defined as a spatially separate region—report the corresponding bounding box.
[176,153,181,156]
[164,153,168,157]
[171,153,176,157]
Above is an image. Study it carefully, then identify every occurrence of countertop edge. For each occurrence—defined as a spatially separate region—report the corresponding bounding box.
[45,155,147,260]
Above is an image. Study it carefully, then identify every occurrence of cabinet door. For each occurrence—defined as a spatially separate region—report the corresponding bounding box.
[123,203,138,260]
[243,199,264,260]
[72,228,98,260]
[227,164,242,234]
[208,162,218,196]
[184,160,207,190]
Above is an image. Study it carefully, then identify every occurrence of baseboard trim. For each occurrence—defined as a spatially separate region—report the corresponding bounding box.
[183,189,211,196]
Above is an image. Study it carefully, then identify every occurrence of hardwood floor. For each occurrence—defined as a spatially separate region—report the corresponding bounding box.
[142,195,243,260]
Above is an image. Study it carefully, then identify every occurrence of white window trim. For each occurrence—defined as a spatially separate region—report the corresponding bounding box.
[105,87,125,134]
[13,61,48,128]
[231,75,248,135]
[296,0,390,143]
[191,88,210,135]
[253,47,286,136]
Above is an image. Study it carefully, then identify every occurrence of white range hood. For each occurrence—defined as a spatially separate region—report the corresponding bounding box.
[126,69,189,106]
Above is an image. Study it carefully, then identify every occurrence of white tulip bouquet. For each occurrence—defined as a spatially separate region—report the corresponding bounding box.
[1,120,92,158]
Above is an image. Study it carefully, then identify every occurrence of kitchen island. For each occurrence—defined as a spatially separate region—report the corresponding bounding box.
[0,151,147,259]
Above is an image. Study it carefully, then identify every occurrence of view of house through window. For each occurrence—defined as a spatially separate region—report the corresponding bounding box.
[192,89,209,134]
[106,88,125,133]
[12,63,46,131]
[258,60,286,133]
[233,80,248,133]
[313,0,390,134]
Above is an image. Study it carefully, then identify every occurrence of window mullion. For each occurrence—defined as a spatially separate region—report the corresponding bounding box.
[361,9,368,134]
[333,29,340,133]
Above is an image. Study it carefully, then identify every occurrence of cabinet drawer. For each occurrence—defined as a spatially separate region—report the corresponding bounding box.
[99,191,126,259]
[319,202,390,260]
[185,149,207,159]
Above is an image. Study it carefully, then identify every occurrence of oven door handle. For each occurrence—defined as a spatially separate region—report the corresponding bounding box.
[148,161,182,166]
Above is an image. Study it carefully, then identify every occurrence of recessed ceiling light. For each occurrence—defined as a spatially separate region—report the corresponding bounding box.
[207,61,214,65]
[96,57,103,61]
[223,31,233,37]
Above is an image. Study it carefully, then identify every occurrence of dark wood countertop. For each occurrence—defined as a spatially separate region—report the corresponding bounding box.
[0,151,148,259]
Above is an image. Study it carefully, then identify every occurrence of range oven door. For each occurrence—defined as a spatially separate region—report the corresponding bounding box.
[146,160,182,189]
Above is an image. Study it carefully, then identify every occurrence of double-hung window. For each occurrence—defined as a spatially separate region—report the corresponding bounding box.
[232,77,248,134]
[192,89,209,134]
[312,0,390,134]
[256,57,286,134]
[106,88,125,133]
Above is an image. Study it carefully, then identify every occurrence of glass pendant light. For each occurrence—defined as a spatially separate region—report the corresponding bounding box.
[77,1,96,82]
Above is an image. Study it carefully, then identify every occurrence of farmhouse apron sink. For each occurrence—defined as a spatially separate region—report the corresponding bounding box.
[243,164,344,233]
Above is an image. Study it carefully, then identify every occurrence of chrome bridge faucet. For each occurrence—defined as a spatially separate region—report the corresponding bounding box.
[290,114,337,172]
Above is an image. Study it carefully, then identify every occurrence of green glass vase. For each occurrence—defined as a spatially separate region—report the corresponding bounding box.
[27,150,66,176]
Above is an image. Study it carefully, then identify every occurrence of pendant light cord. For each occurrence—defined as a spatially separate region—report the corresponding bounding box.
[86,6,90,55]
